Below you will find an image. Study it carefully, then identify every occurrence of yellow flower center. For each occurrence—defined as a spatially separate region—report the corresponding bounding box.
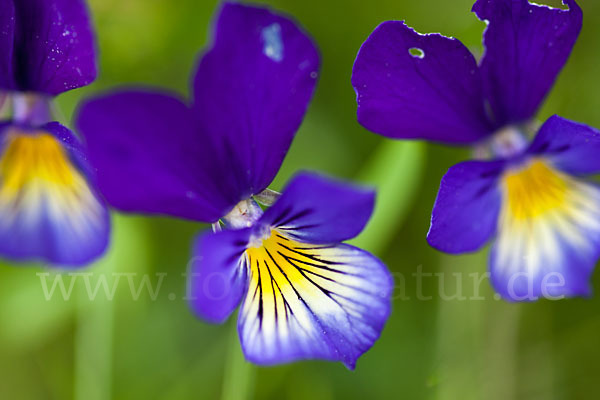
[0,130,80,196]
[0,129,104,233]
[503,158,568,221]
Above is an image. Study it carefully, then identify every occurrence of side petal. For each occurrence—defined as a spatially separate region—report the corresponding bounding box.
[490,157,600,301]
[192,2,320,197]
[427,160,505,253]
[239,230,392,369]
[3,0,97,95]
[351,21,492,144]
[473,0,582,126]
[527,115,600,175]
[259,172,375,244]
[0,123,110,266]
[188,228,251,324]
[76,90,236,223]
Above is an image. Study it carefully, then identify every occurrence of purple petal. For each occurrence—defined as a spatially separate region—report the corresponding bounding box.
[528,115,600,175]
[0,1,16,91]
[427,160,505,253]
[0,0,97,95]
[351,21,492,144]
[188,228,251,324]
[0,122,109,267]
[238,231,392,369]
[76,90,237,223]
[473,0,582,126]
[490,158,600,301]
[258,172,375,244]
[192,2,319,197]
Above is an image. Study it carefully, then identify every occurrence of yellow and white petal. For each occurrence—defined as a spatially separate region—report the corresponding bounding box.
[491,158,600,300]
[238,229,392,368]
[0,125,109,266]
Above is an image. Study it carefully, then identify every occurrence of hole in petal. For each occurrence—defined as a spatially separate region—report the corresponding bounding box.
[408,47,425,58]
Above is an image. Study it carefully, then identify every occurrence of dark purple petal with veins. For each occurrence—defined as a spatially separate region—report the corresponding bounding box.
[352,21,493,144]
[192,2,319,198]
[473,0,582,126]
[258,172,375,244]
[0,0,97,95]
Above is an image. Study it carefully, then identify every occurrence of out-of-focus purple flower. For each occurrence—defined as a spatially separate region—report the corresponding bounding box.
[352,0,600,301]
[429,116,600,301]
[0,0,109,267]
[77,2,392,368]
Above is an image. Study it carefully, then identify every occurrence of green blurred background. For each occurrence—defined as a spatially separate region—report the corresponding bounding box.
[1,0,600,399]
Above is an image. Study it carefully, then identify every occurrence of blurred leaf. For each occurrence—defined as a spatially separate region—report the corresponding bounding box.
[0,271,75,351]
[349,140,426,254]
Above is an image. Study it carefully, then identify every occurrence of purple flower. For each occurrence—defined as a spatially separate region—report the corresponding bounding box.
[0,0,109,266]
[76,3,392,368]
[352,0,599,301]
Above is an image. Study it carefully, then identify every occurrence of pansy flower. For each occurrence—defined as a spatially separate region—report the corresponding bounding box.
[76,3,392,368]
[351,0,600,301]
[0,0,109,266]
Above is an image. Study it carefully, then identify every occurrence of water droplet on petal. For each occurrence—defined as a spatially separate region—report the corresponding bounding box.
[261,23,284,62]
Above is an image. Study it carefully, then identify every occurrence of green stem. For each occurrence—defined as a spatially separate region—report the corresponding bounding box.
[434,252,487,400]
[482,303,521,400]
[73,266,114,400]
[221,321,254,400]
[73,215,148,400]
[434,252,522,400]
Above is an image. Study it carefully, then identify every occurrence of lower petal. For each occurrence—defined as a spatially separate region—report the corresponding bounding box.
[0,124,110,266]
[238,230,392,369]
[491,158,600,301]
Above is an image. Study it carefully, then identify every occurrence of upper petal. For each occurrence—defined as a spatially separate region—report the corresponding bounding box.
[427,160,505,253]
[192,2,320,197]
[0,1,16,91]
[473,0,582,126]
[0,0,97,95]
[0,122,110,266]
[490,157,600,301]
[351,21,492,144]
[188,228,251,324]
[238,230,392,369]
[76,90,237,223]
[527,115,600,175]
[258,172,375,244]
